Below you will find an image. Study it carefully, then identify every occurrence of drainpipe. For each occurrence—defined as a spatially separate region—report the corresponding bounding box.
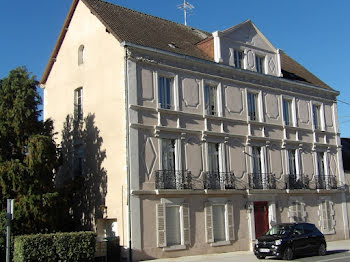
[124,47,132,262]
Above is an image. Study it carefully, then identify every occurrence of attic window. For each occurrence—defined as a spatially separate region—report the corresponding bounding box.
[78,45,85,65]
[168,43,178,49]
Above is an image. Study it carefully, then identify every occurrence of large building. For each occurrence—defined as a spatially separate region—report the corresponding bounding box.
[41,0,349,260]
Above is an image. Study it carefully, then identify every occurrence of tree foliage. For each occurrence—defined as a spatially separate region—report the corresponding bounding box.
[0,67,60,239]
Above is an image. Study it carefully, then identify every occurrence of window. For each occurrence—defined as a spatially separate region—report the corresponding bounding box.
[162,139,176,171]
[208,143,220,173]
[247,92,259,121]
[166,205,181,245]
[74,87,83,121]
[255,55,264,74]
[233,49,243,69]
[78,45,84,65]
[205,201,234,244]
[288,149,297,175]
[252,146,262,175]
[289,200,306,222]
[317,152,326,188]
[313,104,321,129]
[156,201,190,248]
[158,76,172,109]
[204,85,217,115]
[319,200,335,234]
[283,98,293,126]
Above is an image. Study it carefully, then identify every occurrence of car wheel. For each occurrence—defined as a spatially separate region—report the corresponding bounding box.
[283,247,294,260]
[318,243,326,256]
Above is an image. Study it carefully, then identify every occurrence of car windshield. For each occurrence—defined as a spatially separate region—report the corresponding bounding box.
[265,225,293,236]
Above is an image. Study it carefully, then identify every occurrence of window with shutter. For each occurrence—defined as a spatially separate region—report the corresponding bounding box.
[182,203,191,245]
[166,205,181,246]
[289,200,306,222]
[226,201,235,241]
[205,202,214,243]
[213,204,226,242]
[156,203,167,247]
[320,200,335,234]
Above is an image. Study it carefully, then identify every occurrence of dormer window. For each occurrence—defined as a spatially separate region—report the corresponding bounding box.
[78,45,85,65]
[233,50,243,69]
[255,55,264,74]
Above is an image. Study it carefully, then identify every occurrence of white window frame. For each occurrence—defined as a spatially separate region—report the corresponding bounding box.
[159,137,183,189]
[255,54,265,74]
[318,198,336,235]
[233,49,244,69]
[247,90,263,122]
[282,96,296,127]
[288,197,306,222]
[204,84,218,116]
[157,198,190,250]
[312,102,325,131]
[204,198,235,246]
[250,145,269,188]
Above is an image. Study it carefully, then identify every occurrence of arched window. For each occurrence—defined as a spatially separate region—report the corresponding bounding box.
[78,45,84,65]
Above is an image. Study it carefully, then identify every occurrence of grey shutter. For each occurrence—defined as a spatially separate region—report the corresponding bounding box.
[226,201,235,241]
[157,203,167,247]
[205,202,214,243]
[182,203,191,245]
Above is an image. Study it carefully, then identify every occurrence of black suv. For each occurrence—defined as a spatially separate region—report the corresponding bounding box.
[254,223,326,260]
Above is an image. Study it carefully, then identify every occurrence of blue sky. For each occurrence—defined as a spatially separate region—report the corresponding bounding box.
[1,0,350,136]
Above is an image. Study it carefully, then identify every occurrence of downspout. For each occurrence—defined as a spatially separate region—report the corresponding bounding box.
[124,47,132,261]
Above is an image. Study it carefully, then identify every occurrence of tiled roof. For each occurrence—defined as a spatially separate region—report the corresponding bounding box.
[41,0,334,91]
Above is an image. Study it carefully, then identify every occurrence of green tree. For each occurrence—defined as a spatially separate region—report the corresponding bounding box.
[0,67,60,246]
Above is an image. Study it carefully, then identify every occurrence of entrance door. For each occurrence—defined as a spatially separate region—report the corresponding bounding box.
[254,201,269,238]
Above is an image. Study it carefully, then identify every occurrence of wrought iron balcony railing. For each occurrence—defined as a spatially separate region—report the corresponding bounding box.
[248,173,276,190]
[203,171,235,190]
[285,174,310,190]
[314,175,337,190]
[155,170,192,190]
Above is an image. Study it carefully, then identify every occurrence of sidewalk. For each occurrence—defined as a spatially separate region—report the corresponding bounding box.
[143,239,350,262]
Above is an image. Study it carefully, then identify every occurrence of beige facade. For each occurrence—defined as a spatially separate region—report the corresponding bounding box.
[41,0,349,261]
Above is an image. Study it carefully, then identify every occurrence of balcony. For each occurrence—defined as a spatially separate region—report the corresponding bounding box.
[203,171,235,190]
[285,174,310,190]
[314,175,338,190]
[248,173,277,190]
[155,170,192,190]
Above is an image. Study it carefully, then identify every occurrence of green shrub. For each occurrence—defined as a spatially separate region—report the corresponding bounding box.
[13,231,96,262]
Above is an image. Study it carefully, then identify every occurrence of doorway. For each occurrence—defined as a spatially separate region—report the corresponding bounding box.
[254,201,269,238]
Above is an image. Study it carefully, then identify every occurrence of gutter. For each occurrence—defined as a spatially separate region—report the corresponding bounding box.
[124,48,132,261]
[120,41,340,96]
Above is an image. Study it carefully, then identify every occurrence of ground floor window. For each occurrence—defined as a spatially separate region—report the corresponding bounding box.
[157,200,190,248]
[319,199,335,234]
[205,200,234,244]
[288,199,306,222]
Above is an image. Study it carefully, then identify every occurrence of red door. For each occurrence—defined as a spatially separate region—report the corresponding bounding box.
[254,201,269,238]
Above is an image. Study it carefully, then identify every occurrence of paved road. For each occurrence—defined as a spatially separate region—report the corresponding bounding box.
[144,240,350,262]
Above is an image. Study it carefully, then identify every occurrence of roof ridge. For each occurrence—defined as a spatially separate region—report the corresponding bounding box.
[87,0,210,35]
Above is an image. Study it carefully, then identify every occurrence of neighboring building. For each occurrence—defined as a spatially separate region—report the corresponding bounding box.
[341,138,350,231]
[41,0,349,260]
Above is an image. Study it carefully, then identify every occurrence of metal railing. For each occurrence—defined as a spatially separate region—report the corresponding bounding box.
[285,174,310,190]
[155,170,192,189]
[248,173,276,189]
[314,175,337,190]
[203,171,235,190]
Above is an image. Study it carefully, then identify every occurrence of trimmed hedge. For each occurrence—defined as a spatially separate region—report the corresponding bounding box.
[13,231,96,262]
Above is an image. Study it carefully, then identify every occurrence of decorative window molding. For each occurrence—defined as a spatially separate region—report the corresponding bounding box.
[288,197,306,222]
[157,198,190,249]
[158,76,174,110]
[318,198,336,235]
[204,84,218,116]
[204,199,235,245]
[247,90,263,122]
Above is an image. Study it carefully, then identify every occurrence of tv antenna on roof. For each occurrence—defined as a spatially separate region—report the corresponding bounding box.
[177,0,194,26]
